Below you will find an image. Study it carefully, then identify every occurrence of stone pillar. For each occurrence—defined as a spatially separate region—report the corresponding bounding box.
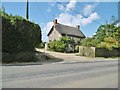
[79,46,84,56]
[45,43,48,51]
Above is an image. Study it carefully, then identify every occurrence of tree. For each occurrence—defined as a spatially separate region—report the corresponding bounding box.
[81,23,120,50]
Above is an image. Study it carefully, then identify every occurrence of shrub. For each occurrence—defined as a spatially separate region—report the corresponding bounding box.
[48,40,66,52]
[2,11,41,53]
[1,11,42,63]
[48,36,74,52]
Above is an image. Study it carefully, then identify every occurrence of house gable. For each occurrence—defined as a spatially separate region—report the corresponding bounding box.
[48,27,62,41]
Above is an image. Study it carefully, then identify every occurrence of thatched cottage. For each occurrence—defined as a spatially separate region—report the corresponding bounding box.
[47,19,86,52]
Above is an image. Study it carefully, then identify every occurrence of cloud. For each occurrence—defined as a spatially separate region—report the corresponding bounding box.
[56,13,82,26]
[66,0,76,11]
[81,12,100,25]
[56,12,99,26]
[58,0,76,12]
[83,4,95,16]
[82,1,100,16]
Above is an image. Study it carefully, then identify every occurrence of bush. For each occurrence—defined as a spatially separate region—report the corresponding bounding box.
[48,40,66,52]
[2,11,41,53]
[1,11,42,63]
[48,36,74,52]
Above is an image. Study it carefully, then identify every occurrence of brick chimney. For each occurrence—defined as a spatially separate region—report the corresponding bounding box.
[76,25,80,30]
[53,19,57,28]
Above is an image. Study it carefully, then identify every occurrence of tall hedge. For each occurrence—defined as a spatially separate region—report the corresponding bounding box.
[1,11,41,53]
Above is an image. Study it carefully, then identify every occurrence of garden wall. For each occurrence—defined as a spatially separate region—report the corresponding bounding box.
[95,48,120,57]
[79,46,120,57]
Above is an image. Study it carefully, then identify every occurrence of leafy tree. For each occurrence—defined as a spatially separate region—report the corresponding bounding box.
[81,23,120,50]
[97,37,119,50]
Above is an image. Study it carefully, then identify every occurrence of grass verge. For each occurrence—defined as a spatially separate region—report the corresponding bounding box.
[2,51,63,64]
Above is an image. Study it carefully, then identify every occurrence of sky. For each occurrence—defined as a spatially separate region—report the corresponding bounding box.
[2,0,119,42]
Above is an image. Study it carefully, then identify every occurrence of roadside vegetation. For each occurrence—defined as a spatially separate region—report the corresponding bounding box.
[1,10,62,63]
[81,24,120,50]
[79,22,120,57]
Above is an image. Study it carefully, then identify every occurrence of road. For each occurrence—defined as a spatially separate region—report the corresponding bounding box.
[2,60,118,88]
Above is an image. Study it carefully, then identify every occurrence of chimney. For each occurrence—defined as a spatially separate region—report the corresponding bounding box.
[53,19,57,28]
[76,25,80,30]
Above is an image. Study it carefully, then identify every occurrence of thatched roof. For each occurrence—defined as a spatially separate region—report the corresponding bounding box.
[47,23,85,38]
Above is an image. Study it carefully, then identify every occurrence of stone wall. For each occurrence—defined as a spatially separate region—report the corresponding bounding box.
[79,46,119,57]
[95,48,120,57]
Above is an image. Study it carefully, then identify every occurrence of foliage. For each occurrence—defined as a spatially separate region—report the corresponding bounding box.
[1,11,41,53]
[48,36,74,52]
[1,11,42,63]
[97,37,119,50]
[80,38,93,47]
[81,23,120,50]
[48,40,66,52]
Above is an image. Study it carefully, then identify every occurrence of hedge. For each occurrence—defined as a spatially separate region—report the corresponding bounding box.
[1,11,42,63]
[1,11,41,53]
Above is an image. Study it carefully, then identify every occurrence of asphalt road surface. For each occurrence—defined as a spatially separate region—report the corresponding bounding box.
[2,60,118,88]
